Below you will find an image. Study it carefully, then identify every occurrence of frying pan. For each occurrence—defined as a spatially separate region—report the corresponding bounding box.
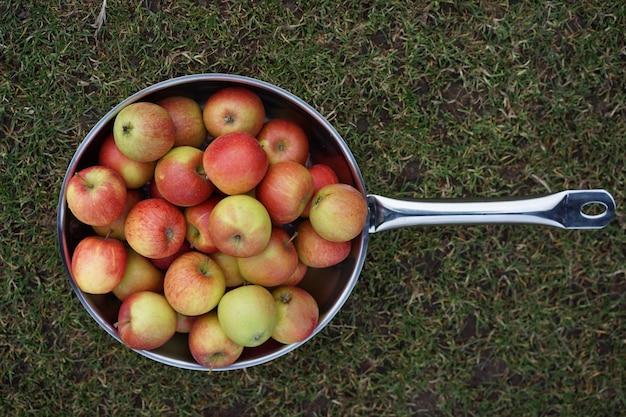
[57,74,616,371]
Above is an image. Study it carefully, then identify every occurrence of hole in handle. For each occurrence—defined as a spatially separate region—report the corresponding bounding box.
[580,201,609,219]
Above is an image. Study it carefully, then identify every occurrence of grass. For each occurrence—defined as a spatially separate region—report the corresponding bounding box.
[1,0,625,415]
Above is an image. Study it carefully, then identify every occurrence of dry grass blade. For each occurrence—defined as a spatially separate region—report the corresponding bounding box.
[92,0,107,38]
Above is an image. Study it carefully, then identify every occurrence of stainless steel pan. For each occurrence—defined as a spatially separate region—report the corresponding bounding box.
[57,74,616,371]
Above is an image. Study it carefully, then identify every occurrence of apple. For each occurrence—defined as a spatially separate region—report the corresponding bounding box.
[271,285,319,344]
[257,118,309,165]
[125,198,187,259]
[202,87,265,137]
[301,163,339,217]
[237,227,298,287]
[282,261,308,287]
[184,196,221,254]
[92,189,143,241]
[217,285,277,347]
[148,179,165,200]
[154,145,214,207]
[210,251,245,288]
[150,239,191,270]
[308,183,368,242]
[112,247,165,301]
[157,95,207,148]
[188,311,243,369]
[202,131,268,195]
[115,291,177,351]
[256,161,315,225]
[294,220,351,268]
[71,235,127,294]
[113,101,175,162]
[175,313,197,334]
[207,194,272,258]
[163,251,226,316]
[98,132,156,189]
[66,165,127,227]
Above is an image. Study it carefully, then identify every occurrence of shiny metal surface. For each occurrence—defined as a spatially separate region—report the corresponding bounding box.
[58,74,616,371]
[368,190,616,233]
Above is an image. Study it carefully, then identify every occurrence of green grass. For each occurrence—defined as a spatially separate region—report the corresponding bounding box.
[1,0,625,415]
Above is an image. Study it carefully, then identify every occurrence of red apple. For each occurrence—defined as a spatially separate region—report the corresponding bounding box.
[294,220,351,268]
[184,196,221,254]
[113,101,175,162]
[202,131,268,195]
[92,189,143,241]
[98,133,156,189]
[66,165,127,227]
[175,312,197,334]
[257,118,309,165]
[125,198,187,259]
[115,291,177,351]
[207,194,272,258]
[301,163,339,217]
[71,236,127,294]
[210,251,245,288]
[157,95,207,148]
[188,311,243,369]
[308,183,368,242]
[217,285,277,347]
[256,161,315,225]
[112,247,165,301]
[154,145,214,207]
[163,251,226,316]
[202,87,265,137]
[150,239,191,270]
[237,227,298,287]
[282,261,308,287]
[271,285,319,344]
[148,179,165,199]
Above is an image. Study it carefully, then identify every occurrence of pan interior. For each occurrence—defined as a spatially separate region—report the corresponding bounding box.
[57,74,369,370]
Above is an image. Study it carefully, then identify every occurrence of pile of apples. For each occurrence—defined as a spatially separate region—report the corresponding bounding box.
[65,86,368,368]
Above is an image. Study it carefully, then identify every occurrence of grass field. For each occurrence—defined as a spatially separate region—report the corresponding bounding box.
[1,1,625,415]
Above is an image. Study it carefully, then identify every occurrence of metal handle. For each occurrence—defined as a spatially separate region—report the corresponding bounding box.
[367,190,616,233]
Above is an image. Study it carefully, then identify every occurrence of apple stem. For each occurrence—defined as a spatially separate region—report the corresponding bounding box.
[232,235,242,255]
[75,172,94,189]
[287,232,298,245]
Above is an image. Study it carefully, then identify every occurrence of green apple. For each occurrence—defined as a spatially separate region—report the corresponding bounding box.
[112,247,164,301]
[308,183,368,242]
[98,132,156,189]
[217,285,277,347]
[113,102,175,162]
[210,251,245,287]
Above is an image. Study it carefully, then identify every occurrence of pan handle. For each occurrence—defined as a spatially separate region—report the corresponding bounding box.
[367,190,616,233]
